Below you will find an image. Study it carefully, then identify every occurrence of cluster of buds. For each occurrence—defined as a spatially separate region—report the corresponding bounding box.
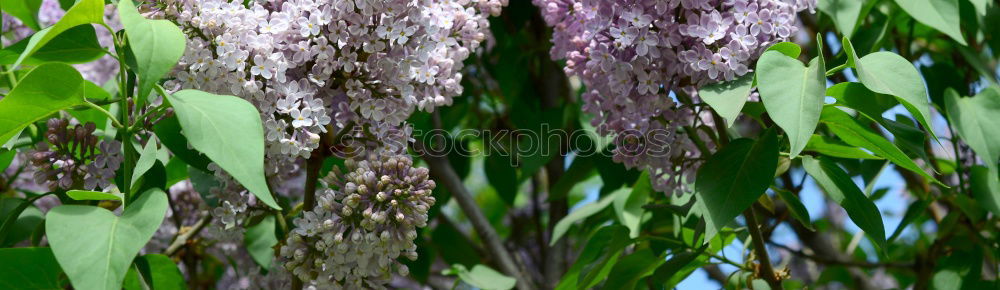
[29,118,121,191]
[281,154,435,288]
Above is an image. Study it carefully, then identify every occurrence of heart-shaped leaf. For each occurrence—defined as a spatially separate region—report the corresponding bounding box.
[894,0,966,45]
[118,0,186,102]
[802,156,886,251]
[0,63,86,144]
[851,49,937,140]
[700,73,753,128]
[695,128,779,240]
[756,51,826,158]
[165,90,280,209]
[46,188,168,290]
[12,0,105,69]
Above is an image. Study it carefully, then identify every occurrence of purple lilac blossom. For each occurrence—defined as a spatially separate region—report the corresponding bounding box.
[533,0,815,195]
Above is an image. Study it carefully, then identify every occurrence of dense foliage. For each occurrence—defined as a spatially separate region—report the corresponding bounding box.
[0,0,998,289]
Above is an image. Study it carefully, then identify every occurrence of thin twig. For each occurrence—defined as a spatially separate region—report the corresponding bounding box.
[769,242,913,268]
[164,211,212,256]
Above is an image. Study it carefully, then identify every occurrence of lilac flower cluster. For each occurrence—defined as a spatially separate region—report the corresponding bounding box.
[28,119,122,191]
[160,0,505,235]
[534,0,813,195]
[163,0,503,160]
[281,154,436,288]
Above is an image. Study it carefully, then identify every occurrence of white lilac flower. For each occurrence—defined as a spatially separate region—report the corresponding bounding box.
[281,154,435,289]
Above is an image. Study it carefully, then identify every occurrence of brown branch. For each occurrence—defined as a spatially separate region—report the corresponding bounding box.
[164,211,212,256]
[745,206,783,289]
[413,141,536,290]
[769,242,912,268]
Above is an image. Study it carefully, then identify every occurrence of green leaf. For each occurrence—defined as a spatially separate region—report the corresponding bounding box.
[894,0,967,45]
[695,129,779,240]
[153,115,211,172]
[0,149,14,170]
[699,73,754,127]
[484,153,518,206]
[650,247,706,286]
[67,190,124,202]
[130,140,159,191]
[0,0,43,31]
[0,63,87,145]
[766,42,802,58]
[805,134,882,160]
[432,217,481,267]
[550,187,629,246]
[853,51,937,139]
[123,254,187,290]
[604,247,665,289]
[827,82,897,122]
[818,0,867,37]
[12,0,105,69]
[821,106,942,185]
[615,173,649,239]
[0,247,67,289]
[945,87,1000,168]
[0,25,105,65]
[774,188,814,230]
[0,196,44,246]
[556,225,630,290]
[756,51,826,158]
[46,188,169,290]
[801,156,886,251]
[117,0,186,102]
[448,264,516,290]
[165,90,279,209]
[244,214,278,270]
[888,200,929,243]
[969,165,1000,216]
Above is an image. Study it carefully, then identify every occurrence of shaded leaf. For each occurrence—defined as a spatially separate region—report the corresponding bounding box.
[484,153,518,206]
[775,188,814,230]
[695,129,779,240]
[244,215,278,270]
[802,156,886,251]
[12,0,105,68]
[821,106,941,185]
[550,187,629,246]
[0,247,67,289]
